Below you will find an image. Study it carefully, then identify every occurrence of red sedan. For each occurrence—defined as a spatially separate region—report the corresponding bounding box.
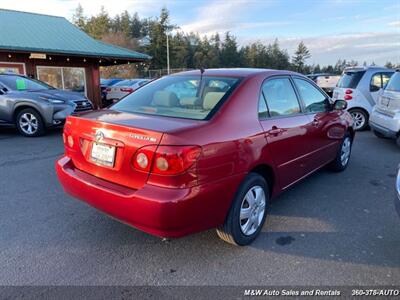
[56,69,354,245]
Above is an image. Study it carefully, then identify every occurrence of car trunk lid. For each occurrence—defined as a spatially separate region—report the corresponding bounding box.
[63,110,203,189]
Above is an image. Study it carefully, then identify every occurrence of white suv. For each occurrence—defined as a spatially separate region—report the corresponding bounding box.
[332,67,394,130]
[369,70,400,146]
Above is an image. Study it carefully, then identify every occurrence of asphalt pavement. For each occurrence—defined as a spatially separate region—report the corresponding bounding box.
[0,126,399,286]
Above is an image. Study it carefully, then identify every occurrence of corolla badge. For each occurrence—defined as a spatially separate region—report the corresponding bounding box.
[95,131,105,142]
[129,134,157,142]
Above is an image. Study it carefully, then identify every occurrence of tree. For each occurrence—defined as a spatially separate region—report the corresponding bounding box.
[85,6,111,39]
[291,41,311,73]
[220,32,239,67]
[72,4,86,30]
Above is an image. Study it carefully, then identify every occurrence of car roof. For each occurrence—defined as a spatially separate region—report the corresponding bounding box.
[344,66,393,72]
[306,73,337,77]
[172,68,300,78]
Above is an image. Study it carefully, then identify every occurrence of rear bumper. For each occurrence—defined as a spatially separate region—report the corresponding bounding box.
[369,110,400,138]
[56,156,242,238]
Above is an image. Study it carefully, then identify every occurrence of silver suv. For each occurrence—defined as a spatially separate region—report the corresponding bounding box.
[0,74,93,137]
[369,70,400,146]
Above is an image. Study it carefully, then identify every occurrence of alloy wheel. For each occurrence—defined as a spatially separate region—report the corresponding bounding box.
[350,111,366,130]
[340,137,351,166]
[239,186,266,236]
[19,113,38,135]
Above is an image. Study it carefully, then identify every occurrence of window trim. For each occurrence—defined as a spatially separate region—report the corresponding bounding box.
[291,75,331,114]
[258,75,305,120]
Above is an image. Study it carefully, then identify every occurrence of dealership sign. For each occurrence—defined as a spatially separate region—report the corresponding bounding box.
[29,53,47,59]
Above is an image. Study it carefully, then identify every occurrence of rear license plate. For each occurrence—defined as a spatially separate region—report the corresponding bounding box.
[91,143,116,167]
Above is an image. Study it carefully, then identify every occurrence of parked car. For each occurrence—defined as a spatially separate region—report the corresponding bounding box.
[105,79,150,102]
[56,69,354,246]
[369,70,400,146]
[0,73,93,137]
[100,78,123,106]
[332,66,394,131]
[306,73,340,96]
[396,164,400,218]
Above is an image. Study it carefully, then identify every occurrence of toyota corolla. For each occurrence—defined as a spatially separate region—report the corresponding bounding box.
[56,69,354,245]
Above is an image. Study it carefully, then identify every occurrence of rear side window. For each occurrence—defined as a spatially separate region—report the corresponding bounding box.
[293,78,328,113]
[112,75,240,120]
[385,72,400,92]
[337,71,365,88]
[370,72,394,91]
[114,80,138,87]
[261,78,300,117]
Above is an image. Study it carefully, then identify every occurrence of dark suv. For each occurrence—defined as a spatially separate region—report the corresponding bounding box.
[0,74,93,137]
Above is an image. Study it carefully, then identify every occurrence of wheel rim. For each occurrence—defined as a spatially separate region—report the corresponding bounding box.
[240,186,266,236]
[350,111,365,130]
[340,137,351,166]
[19,113,38,135]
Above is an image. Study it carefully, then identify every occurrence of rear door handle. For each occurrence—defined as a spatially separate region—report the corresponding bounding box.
[312,119,320,126]
[269,126,284,135]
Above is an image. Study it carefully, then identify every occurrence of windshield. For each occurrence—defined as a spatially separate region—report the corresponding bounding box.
[0,75,54,91]
[385,72,400,92]
[111,75,240,120]
[337,71,365,88]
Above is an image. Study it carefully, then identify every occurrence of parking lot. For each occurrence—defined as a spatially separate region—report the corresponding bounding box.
[0,127,399,286]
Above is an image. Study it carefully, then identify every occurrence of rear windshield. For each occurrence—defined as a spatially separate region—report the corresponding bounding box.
[337,71,365,88]
[111,75,240,120]
[385,72,400,92]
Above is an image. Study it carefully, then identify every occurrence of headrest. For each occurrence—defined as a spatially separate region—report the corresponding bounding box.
[203,92,225,110]
[152,91,179,107]
[180,97,199,106]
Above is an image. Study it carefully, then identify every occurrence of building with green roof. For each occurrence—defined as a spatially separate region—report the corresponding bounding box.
[0,9,150,107]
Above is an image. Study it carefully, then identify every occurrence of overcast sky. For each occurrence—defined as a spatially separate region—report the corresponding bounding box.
[0,0,399,65]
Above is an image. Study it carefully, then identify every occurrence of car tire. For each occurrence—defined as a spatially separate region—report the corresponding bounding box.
[349,109,368,131]
[328,133,352,172]
[15,108,45,137]
[216,173,269,246]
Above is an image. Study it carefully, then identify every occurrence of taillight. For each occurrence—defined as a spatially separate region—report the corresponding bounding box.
[132,145,157,172]
[120,88,134,93]
[345,89,353,94]
[152,145,201,175]
[133,145,201,188]
[344,94,353,100]
[106,88,111,92]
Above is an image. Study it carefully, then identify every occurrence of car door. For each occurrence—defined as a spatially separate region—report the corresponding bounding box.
[292,77,344,170]
[258,76,314,189]
[370,72,394,104]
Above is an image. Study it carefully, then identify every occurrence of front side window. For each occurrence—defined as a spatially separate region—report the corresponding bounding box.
[294,78,328,113]
[0,75,54,91]
[261,78,301,117]
[112,76,240,120]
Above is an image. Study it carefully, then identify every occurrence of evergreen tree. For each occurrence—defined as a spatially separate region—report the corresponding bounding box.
[291,41,311,73]
[72,4,86,30]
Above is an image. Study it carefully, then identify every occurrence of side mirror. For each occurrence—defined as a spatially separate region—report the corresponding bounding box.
[333,99,347,110]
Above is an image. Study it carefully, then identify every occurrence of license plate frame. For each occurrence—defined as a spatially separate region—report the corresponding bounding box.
[91,142,116,167]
